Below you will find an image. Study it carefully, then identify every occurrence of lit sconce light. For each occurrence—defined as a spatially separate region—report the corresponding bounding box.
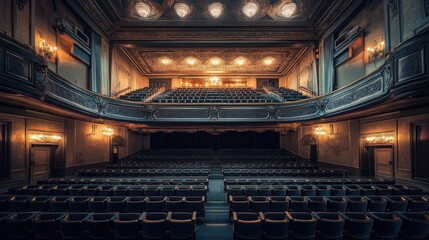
[242,2,259,17]
[208,76,222,86]
[38,38,57,60]
[208,2,223,18]
[263,56,275,66]
[280,2,297,18]
[159,57,172,65]
[367,41,385,62]
[235,57,246,66]
[102,127,114,136]
[365,135,394,144]
[314,126,327,135]
[135,1,151,18]
[174,2,191,18]
[30,134,62,143]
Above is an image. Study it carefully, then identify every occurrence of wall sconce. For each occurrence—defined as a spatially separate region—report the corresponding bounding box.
[314,126,327,135]
[102,127,114,136]
[367,41,384,63]
[90,124,97,135]
[364,135,394,145]
[38,38,57,60]
[30,134,62,143]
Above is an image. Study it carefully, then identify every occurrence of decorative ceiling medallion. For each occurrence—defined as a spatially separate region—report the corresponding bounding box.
[242,2,259,17]
[235,57,246,66]
[174,2,191,18]
[268,0,299,20]
[159,56,173,65]
[263,56,275,65]
[135,1,151,18]
[129,0,163,21]
[208,2,224,18]
[208,57,223,66]
[185,56,198,65]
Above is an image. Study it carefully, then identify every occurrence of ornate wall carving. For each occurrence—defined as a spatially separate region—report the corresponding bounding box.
[397,50,425,82]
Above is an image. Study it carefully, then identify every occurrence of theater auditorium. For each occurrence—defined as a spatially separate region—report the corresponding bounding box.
[0,0,429,239]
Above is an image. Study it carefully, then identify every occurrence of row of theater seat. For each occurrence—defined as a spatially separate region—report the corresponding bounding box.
[223,178,395,188]
[232,211,429,240]
[9,184,208,197]
[0,211,197,240]
[0,195,205,216]
[222,169,347,177]
[38,177,208,185]
[79,168,210,177]
[225,184,423,197]
[107,163,210,169]
[118,87,158,102]
[228,195,429,214]
[221,163,315,169]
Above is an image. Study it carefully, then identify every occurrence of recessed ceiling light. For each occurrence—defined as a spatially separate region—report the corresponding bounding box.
[263,57,275,65]
[208,2,223,18]
[135,2,151,18]
[209,57,222,65]
[280,2,297,18]
[235,57,246,65]
[174,3,191,18]
[185,57,198,65]
[159,57,172,65]
[242,2,259,18]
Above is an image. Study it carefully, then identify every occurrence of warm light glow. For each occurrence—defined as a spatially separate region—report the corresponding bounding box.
[242,2,259,17]
[38,38,57,60]
[208,2,223,18]
[185,57,198,65]
[30,134,62,143]
[367,41,385,62]
[263,56,275,65]
[102,127,114,136]
[159,57,172,65]
[314,126,327,135]
[208,76,222,86]
[174,3,191,18]
[209,57,222,65]
[365,135,394,144]
[135,1,151,18]
[235,57,246,66]
[280,2,297,18]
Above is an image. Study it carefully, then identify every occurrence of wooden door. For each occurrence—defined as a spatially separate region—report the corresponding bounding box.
[30,146,52,180]
[374,148,393,179]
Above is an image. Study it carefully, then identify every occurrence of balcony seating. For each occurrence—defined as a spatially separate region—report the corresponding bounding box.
[313,212,345,240]
[32,212,67,240]
[233,212,263,240]
[119,87,158,102]
[60,212,93,240]
[141,212,168,240]
[367,212,402,240]
[167,212,197,240]
[261,212,290,240]
[286,212,317,240]
[86,212,118,240]
[339,212,373,240]
[113,213,142,240]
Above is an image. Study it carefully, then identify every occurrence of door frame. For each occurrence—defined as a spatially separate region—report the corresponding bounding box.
[29,143,59,183]
[362,144,394,178]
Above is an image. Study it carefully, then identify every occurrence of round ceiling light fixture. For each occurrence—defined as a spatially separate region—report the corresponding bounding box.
[263,56,275,65]
[209,57,222,65]
[208,2,224,18]
[242,2,259,18]
[174,3,191,18]
[235,57,246,65]
[280,2,297,18]
[135,1,151,18]
[185,57,198,65]
[159,57,172,65]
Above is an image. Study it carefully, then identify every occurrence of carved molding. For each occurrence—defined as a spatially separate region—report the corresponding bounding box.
[388,0,399,18]
[397,50,425,82]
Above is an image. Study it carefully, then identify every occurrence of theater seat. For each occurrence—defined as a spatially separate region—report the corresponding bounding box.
[30,196,53,211]
[126,197,147,213]
[107,196,129,212]
[326,196,347,212]
[396,212,429,239]
[141,212,168,240]
[346,196,368,212]
[233,212,263,240]
[305,196,327,212]
[262,212,290,240]
[329,185,346,196]
[365,196,388,212]
[8,195,32,212]
[385,196,408,212]
[315,185,331,196]
[32,212,67,240]
[88,196,110,213]
[404,196,429,211]
[145,196,166,212]
[339,212,373,240]
[367,212,402,240]
[113,213,142,240]
[50,196,71,212]
[229,196,250,214]
[86,212,118,240]
[249,196,270,213]
[5,212,39,239]
[288,196,308,212]
[167,212,197,240]
[166,196,184,212]
[286,212,317,240]
[269,196,289,212]
[0,212,14,238]
[60,212,93,240]
[69,196,91,212]
[313,212,345,240]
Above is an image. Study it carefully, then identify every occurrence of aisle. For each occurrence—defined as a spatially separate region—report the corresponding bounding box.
[197,170,232,240]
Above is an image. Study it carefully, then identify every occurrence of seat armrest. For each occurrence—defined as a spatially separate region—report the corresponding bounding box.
[259,212,265,221]
[232,212,238,222]
[166,211,172,221]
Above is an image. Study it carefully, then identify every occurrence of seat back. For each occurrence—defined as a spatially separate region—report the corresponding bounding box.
[60,213,93,240]
[32,213,67,240]
[113,213,141,239]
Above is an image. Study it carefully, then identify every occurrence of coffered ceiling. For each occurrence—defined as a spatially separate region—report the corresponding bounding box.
[78,0,352,76]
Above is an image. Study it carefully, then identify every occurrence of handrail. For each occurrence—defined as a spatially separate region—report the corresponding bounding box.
[144,87,166,103]
[113,87,131,98]
[262,86,284,102]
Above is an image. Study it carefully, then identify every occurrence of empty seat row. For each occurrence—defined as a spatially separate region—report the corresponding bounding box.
[229,195,429,213]
[222,169,347,177]
[9,184,208,197]
[38,177,208,185]
[79,168,210,177]
[0,211,196,240]
[0,195,205,216]
[232,211,429,240]
[226,184,423,197]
